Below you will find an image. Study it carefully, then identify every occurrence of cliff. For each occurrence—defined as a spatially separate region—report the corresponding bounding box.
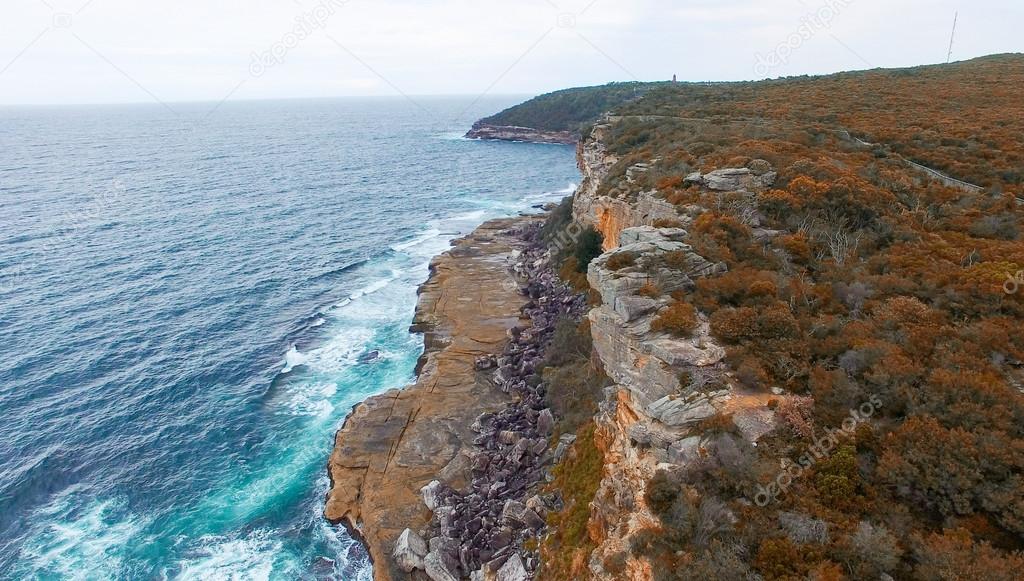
[567,132,789,578]
[543,55,1024,580]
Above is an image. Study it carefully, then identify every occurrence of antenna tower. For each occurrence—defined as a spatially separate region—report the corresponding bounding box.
[946,11,958,63]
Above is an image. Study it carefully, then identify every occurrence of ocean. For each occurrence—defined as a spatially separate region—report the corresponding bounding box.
[0,96,578,579]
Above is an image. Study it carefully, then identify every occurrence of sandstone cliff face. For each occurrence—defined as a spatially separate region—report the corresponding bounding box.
[583,228,733,579]
[572,123,680,250]
[570,125,785,579]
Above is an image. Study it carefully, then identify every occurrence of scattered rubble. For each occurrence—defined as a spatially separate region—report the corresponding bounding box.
[406,221,587,580]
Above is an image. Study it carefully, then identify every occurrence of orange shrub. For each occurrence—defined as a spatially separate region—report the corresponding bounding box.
[605,252,637,270]
[651,301,698,336]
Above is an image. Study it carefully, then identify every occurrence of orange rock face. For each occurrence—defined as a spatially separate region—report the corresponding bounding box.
[324,216,538,581]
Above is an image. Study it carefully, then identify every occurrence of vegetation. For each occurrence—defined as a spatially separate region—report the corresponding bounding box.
[538,423,604,579]
[588,54,1024,578]
[545,196,604,291]
[572,228,604,273]
[537,314,610,577]
[605,251,637,270]
[505,54,1024,579]
[617,54,1024,192]
[474,82,665,135]
[535,205,616,577]
[543,318,609,432]
[650,301,698,336]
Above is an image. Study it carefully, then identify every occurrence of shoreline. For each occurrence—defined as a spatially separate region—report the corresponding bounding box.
[464,124,577,146]
[324,215,544,581]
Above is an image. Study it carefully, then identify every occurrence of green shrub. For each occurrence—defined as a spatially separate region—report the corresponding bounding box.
[646,469,682,516]
[573,227,604,272]
[538,423,604,578]
[545,318,591,367]
[541,196,574,242]
[558,257,589,290]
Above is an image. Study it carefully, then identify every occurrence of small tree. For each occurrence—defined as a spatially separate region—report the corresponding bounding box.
[574,227,604,272]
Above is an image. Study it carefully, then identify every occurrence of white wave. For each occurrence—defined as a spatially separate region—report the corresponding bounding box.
[174,531,279,581]
[520,181,578,204]
[310,475,373,581]
[277,381,337,417]
[348,271,401,300]
[390,228,441,251]
[447,209,487,221]
[434,131,470,141]
[281,346,308,374]
[294,328,374,374]
[17,492,149,580]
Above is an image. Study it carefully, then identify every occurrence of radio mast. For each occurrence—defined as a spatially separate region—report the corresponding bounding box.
[946,11,958,63]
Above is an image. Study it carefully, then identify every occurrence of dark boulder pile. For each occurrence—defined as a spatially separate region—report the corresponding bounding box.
[401,221,588,581]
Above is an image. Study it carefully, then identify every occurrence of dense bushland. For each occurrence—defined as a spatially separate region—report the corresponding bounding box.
[475,82,665,135]
[504,55,1024,579]
[595,55,1024,579]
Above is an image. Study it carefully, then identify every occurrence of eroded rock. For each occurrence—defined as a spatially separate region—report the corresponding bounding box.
[393,528,428,573]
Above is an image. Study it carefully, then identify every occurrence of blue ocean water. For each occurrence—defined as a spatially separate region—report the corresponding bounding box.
[0,97,578,579]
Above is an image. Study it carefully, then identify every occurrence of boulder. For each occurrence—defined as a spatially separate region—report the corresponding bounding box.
[537,408,554,436]
[647,336,726,367]
[522,507,546,530]
[747,158,774,175]
[619,225,688,245]
[553,433,576,462]
[647,395,719,427]
[474,355,496,370]
[424,549,460,581]
[496,554,529,581]
[587,266,648,308]
[667,436,703,465]
[701,167,777,191]
[500,500,528,526]
[525,494,549,516]
[614,295,660,322]
[421,480,443,511]
[489,528,513,549]
[628,422,651,445]
[392,528,428,573]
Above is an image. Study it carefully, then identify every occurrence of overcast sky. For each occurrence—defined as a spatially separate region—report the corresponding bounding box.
[1,0,1020,106]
